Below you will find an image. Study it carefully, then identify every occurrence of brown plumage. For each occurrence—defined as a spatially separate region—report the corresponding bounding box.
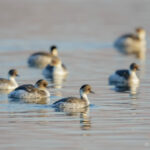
[53,84,94,109]
[9,79,50,102]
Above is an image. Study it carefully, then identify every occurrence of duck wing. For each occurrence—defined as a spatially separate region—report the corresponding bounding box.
[121,34,139,40]
[31,52,51,57]
[45,64,54,72]
[15,84,35,92]
[115,70,130,80]
[53,97,83,105]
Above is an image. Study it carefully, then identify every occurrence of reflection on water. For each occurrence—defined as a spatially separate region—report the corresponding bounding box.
[80,108,91,130]
[115,84,139,97]
[45,74,67,89]
[0,44,150,150]
[54,106,91,130]
[0,41,150,150]
[9,97,50,104]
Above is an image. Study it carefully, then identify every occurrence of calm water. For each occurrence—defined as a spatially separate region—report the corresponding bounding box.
[0,0,150,150]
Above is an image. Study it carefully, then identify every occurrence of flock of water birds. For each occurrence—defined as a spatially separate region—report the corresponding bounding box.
[0,27,147,111]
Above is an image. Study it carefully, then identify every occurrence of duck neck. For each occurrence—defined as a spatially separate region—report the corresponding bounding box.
[51,49,58,56]
[137,33,145,41]
[55,63,62,70]
[130,70,137,78]
[80,91,90,106]
[57,63,62,67]
[9,76,18,86]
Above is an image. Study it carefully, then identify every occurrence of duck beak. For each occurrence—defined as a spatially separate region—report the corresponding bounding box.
[90,91,95,94]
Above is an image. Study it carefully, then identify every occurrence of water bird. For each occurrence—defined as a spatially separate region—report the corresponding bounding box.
[0,69,19,90]
[8,79,50,104]
[114,28,146,59]
[28,45,58,68]
[109,63,140,92]
[52,84,94,109]
[42,56,68,80]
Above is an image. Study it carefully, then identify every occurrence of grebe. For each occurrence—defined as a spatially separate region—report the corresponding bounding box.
[0,69,19,90]
[28,45,58,68]
[52,84,94,109]
[9,79,50,104]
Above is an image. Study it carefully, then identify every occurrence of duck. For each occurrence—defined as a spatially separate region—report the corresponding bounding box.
[8,79,50,104]
[109,63,140,90]
[114,28,146,59]
[28,45,58,68]
[52,84,94,109]
[0,69,19,90]
[42,56,68,79]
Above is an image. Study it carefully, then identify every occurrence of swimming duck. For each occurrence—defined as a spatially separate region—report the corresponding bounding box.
[28,45,58,68]
[114,28,146,59]
[42,56,68,79]
[52,84,94,109]
[109,63,140,89]
[0,69,19,90]
[8,79,50,103]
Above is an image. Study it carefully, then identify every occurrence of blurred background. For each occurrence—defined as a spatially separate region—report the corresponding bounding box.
[0,0,149,46]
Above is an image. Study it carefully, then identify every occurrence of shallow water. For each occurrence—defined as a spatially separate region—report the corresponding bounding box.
[0,0,150,150]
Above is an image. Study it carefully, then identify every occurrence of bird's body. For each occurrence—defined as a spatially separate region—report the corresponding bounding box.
[28,46,58,68]
[9,80,50,104]
[109,63,140,90]
[52,84,94,110]
[42,57,68,78]
[53,97,87,109]
[114,28,146,59]
[0,69,19,90]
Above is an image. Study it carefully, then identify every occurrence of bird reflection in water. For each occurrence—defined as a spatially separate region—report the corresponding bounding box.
[54,106,91,130]
[115,84,139,98]
[80,108,91,130]
[9,97,50,104]
[46,74,67,89]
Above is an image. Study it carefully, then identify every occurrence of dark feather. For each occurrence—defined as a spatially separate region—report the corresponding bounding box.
[14,84,35,92]
[62,64,67,72]
[44,65,54,79]
[45,64,54,72]
[15,84,47,96]
[120,34,139,40]
[115,70,130,80]
[31,52,51,57]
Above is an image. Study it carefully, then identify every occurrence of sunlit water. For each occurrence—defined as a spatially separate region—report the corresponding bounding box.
[0,40,150,150]
[0,0,150,150]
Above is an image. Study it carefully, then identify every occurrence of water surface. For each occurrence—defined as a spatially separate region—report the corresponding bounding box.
[0,0,150,150]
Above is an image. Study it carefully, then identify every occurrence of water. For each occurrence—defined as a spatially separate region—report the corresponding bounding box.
[0,0,150,150]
